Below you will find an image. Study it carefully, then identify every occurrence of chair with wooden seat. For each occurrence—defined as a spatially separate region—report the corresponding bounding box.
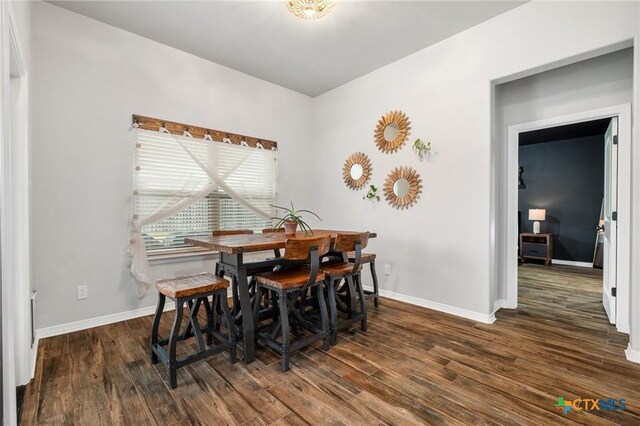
[253,235,332,371]
[347,251,379,307]
[323,232,370,345]
[150,272,236,388]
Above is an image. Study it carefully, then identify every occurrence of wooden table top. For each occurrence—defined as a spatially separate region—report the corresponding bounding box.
[186,229,377,254]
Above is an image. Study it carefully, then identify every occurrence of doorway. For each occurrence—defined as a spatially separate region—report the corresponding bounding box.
[516,117,617,325]
[505,105,631,333]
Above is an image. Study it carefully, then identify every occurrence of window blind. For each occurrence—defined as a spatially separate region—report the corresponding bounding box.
[134,129,277,251]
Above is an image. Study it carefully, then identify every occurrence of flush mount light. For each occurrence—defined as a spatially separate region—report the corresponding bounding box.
[286,0,335,20]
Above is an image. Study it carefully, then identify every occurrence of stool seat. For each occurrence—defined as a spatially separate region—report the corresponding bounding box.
[347,252,376,263]
[322,261,362,277]
[156,272,228,299]
[255,268,321,290]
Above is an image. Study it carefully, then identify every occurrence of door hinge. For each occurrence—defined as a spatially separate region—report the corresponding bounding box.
[611,287,617,297]
[612,211,617,221]
[613,135,618,145]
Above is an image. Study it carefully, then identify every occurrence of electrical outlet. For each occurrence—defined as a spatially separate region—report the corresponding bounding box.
[384,264,391,276]
[77,285,88,300]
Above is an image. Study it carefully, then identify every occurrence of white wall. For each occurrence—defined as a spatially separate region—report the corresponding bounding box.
[28,1,314,329]
[311,1,639,321]
[494,47,634,306]
[21,1,640,346]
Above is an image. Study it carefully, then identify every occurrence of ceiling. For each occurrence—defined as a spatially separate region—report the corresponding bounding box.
[519,119,612,146]
[50,1,526,97]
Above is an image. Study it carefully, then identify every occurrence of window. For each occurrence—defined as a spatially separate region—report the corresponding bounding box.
[134,129,277,253]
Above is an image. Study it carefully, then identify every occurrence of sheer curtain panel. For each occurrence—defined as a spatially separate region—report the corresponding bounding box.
[130,127,277,296]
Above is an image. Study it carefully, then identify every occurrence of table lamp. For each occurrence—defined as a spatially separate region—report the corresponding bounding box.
[529,209,546,234]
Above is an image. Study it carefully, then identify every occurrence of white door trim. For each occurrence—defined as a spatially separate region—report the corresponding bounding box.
[1,2,28,424]
[10,58,31,387]
[505,104,632,334]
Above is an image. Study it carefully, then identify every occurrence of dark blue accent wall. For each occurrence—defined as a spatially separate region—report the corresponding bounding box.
[519,135,604,263]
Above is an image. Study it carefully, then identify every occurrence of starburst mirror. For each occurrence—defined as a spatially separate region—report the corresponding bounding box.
[374,110,411,154]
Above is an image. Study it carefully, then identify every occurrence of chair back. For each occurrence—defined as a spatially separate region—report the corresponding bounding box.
[333,232,370,275]
[284,236,331,261]
[212,229,254,236]
[284,235,331,289]
[334,232,370,252]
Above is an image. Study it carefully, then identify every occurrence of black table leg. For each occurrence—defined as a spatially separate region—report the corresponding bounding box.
[236,266,255,362]
[218,252,256,363]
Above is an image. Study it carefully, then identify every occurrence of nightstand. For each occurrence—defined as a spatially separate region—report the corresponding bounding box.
[520,233,553,265]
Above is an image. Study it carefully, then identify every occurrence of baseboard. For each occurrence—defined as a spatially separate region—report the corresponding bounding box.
[36,303,176,340]
[625,344,640,363]
[552,259,593,268]
[493,298,509,312]
[39,285,496,339]
[30,338,39,380]
[365,286,495,324]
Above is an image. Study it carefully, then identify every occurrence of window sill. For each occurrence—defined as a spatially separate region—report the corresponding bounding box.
[148,248,219,265]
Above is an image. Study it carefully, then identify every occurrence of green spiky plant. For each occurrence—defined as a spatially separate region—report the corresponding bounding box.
[269,202,322,234]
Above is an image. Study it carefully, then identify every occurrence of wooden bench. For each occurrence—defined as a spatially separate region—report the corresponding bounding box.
[150,272,236,388]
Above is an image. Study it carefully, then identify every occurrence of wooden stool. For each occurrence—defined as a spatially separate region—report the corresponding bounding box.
[150,272,236,388]
[254,236,331,371]
[348,252,379,307]
[325,233,369,346]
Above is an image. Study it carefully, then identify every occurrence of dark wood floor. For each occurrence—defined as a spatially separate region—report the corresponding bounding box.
[21,264,640,425]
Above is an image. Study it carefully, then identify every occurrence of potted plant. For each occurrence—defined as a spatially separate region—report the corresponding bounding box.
[363,184,381,202]
[412,138,432,160]
[270,202,322,235]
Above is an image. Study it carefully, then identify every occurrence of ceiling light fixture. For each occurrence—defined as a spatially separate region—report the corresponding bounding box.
[286,0,335,20]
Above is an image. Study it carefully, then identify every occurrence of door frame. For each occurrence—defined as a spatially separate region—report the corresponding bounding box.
[504,104,632,334]
[1,2,29,425]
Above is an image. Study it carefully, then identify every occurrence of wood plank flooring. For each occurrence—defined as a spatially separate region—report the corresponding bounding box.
[21,264,640,425]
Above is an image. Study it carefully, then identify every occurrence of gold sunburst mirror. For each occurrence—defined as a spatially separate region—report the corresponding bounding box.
[342,152,372,190]
[374,110,411,154]
[383,166,422,210]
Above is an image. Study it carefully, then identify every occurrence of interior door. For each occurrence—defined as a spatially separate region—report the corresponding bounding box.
[603,117,618,324]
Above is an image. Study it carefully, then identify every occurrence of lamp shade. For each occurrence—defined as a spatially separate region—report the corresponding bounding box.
[528,209,546,221]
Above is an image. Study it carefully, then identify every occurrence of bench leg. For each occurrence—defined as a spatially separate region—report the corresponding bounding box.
[219,293,237,364]
[187,298,206,352]
[278,291,291,371]
[370,260,379,307]
[316,285,330,351]
[150,293,165,364]
[356,273,367,332]
[327,278,338,346]
[168,300,184,389]
[203,297,214,346]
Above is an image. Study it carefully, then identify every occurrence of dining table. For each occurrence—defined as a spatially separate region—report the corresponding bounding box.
[185,229,376,363]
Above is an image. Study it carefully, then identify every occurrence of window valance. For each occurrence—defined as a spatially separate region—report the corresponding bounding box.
[133,115,278,150]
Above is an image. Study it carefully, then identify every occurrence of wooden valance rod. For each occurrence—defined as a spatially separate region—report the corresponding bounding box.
[132,114,278,150]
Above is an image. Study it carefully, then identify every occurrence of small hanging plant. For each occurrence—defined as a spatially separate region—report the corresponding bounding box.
[413,138,432,160]
[363,184,380,202]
